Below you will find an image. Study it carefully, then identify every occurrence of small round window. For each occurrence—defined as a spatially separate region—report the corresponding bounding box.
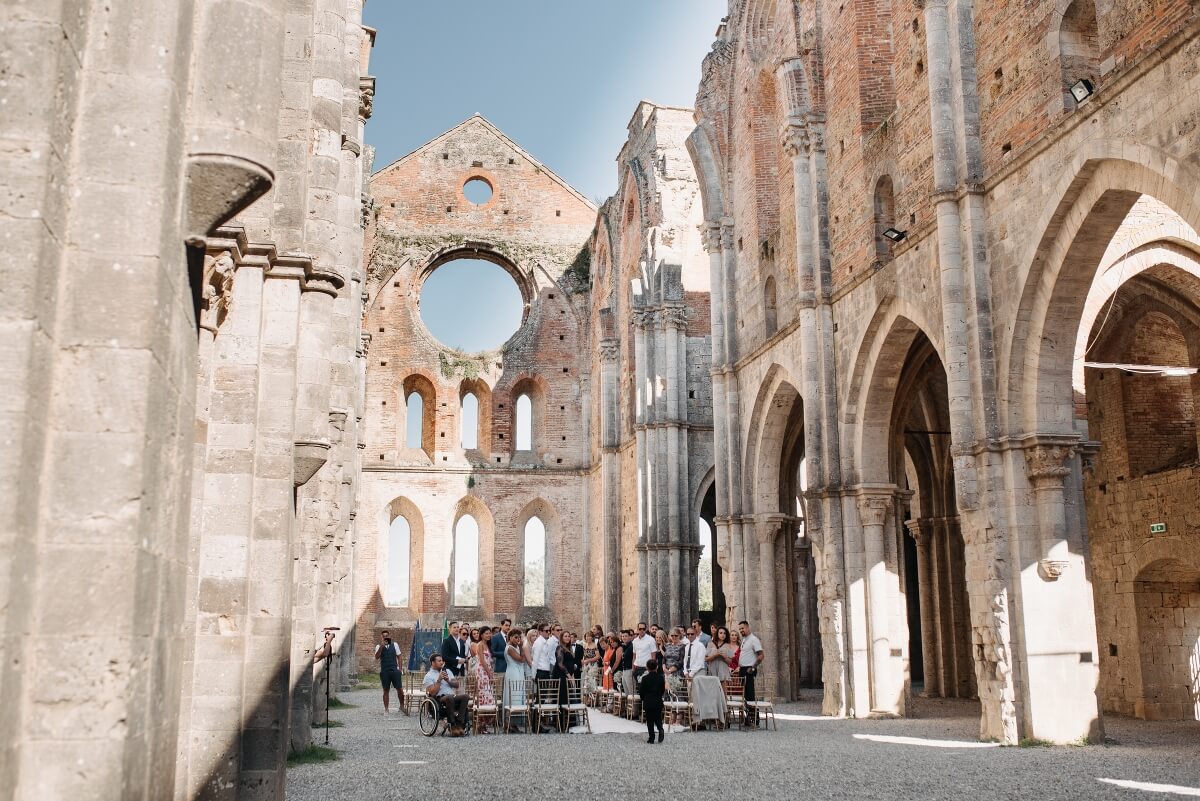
[463,177,493,205]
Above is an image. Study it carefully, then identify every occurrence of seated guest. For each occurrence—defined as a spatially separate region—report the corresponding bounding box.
[423,654,469,736]
[683,626,708,679]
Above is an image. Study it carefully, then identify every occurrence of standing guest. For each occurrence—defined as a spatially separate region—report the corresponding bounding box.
[441,622,468,677]
[601,635,617,692]
[374,629,407,715]
[649,623,660,639]
[581,631,600,697]
[654,629,668,661]
[472,625,492,673]
[630,622,657,686]
[737,620,765,726]
[638,658,666,744]
[457,623,472,684]
[532,624,554,681]
[705,626,734,680]
[591,624,604,645]
[728,628,742,676]
[490,618,512,684]
[662,628,686,693]
[569,631,584,681]
[692,619,712,647]
[524,628,538,680]
[423,654,468,736]
[473,629,496,732]
[616,630,635,695]
[553,628,573,722]
[502,630,529,732]
[709,622,718,643]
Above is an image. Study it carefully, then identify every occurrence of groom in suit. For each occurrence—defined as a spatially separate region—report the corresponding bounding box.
[490,618,511,682]
[441,621,468,676]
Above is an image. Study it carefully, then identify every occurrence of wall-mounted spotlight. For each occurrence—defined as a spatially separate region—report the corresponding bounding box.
[1069,78,1095,104]
[882,228,907,243]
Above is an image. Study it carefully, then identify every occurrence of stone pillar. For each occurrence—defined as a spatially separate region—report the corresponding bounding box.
[935,517,961,697]
[905,519,940,697]
[632,303,651,623]
[858,493,898,714]
[755,516,786,697]
[599,336,621,628]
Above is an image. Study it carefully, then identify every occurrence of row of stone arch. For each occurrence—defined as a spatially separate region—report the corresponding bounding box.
[379,495,561,614]
[399,374,549,456]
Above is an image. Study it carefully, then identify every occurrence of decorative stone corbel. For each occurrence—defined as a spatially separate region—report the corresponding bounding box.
[294,439,331,486]
[184,154,273,241]
[199,249,236,333]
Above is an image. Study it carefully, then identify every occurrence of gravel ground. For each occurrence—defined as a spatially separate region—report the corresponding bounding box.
[287,687,1200,801]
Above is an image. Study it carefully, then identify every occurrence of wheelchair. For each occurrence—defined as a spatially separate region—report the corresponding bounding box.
[418,693,471,737]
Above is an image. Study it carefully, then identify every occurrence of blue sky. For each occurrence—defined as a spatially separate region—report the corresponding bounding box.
[363,1,726,203]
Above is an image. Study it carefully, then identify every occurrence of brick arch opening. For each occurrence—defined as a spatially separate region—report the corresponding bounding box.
[402,374,436,457]
[458,378,492,454]
[1132,558,1200,721]
[382,496,424,613]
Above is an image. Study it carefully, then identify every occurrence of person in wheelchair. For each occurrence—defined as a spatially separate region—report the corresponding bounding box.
[422,654,469,736]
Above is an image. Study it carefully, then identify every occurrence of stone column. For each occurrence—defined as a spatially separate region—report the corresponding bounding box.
[718,222,749,622]
[858,493,897,714]
[632,303,651,623]
[905,519,940,697]
[599,336,621,628]
[755,516,786,697]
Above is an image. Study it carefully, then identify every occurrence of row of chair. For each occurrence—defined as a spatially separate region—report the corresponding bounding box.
[590,676,777,730]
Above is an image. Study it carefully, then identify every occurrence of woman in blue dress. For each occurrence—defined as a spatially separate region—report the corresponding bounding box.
[502,630,530,732]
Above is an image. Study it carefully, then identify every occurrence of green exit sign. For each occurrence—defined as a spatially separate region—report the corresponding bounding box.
[1150,522,1167,534]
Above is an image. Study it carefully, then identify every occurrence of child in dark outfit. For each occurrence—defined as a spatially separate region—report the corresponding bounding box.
[639,658,666,743]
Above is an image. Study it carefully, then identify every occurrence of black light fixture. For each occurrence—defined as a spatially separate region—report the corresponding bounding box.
[1069,78,1095,104]
[882,227,907,243]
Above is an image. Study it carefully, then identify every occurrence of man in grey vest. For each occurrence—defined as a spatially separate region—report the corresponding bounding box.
[375,629,407,715]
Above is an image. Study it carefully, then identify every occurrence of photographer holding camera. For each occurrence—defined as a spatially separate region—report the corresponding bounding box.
[374,629,407,715]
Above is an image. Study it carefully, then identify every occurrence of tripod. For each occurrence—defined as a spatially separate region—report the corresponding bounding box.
[317,627,339,745]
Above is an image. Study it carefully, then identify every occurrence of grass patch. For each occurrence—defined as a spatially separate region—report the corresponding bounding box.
[353,673,380,690]
[312,719,344,728]
[326,697,356,709]
[1019,737,1053,748]
[287,745,338,765]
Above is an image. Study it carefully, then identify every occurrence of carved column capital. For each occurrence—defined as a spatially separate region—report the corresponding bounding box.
[1024,442,1076,487]
[720,221,736,251]
[631,308,657,330]
[857,494,893,528]
[904,518,933,546]
[701,222,724,254]
[781,121,810,158]
[598,337,620,362]
[661,306,689,330]
[358,76,375,122]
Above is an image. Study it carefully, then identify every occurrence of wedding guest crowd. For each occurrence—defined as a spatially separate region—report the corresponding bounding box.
[378,615,768,737]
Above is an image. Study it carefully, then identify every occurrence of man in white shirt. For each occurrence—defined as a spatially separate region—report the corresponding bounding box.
[630,621,657,684]
[532,623,554,679]
[683,628,708,679]
[737,620,765,726]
